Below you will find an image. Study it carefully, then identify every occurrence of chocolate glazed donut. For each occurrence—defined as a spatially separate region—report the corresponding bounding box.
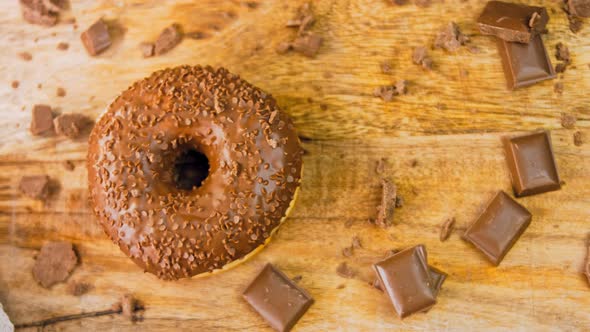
[88,66,303,280]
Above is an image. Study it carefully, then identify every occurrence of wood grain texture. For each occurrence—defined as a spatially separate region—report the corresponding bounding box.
[0,0,589,331]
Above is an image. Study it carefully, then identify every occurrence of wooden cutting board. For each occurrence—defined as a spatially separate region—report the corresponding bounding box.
[1,0,589,330]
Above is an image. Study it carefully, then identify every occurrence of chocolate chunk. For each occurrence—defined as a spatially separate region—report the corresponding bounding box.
[57,42,69,50]
[373,245,437,318]
[30,104,54,135]
[373,81,407,102]
[291,33,322,58]
[380,61,393,74]
[67,281,92,296]
[555,63,567,73]
[19,175,50,200]
[336,262,356,278]
[32,242,78,288]
[412,46,433,70]
[375,178,397,228]
[53,113,90,138]
[18,51,33,61]
[11,81,20,89]
[243,264,314,332]
[477,1,549,43]
[555,43,571,63]
[154,24,183,55]
[20,0,58,26]
[561,112,577,128]
[139,42,154,58]
[56,87,66,97]
[342,246,353,257]
[63,160,75,171]
[503,131,561,197]
[496,35,555,90]
[351,235,362,249]
[373,264,447,296]
[574,131,583,146]
[439,217,455,242]
[569,0,590,17]
[463,191,532,265]
[434,22,468,52]
[81,19,112,56]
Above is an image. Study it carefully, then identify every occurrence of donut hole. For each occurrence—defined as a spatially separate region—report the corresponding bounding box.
[173,148,210,190]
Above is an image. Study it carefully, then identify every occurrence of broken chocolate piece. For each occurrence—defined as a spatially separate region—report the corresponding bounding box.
[555,42,571,63]
[477,1,549,43]
[19,175,50,200]
[496,35,555,90]
[32,241,78,288]
[412,46,433,70]
[20,0,58,26]
[30,104,54,135]
[439,217,455,242]
[560,113,576,129]
[139,42,154,58]
[336,262,356,278]
[375,178,397,228]
[291,33,322,58]
[503,130,561,197]
[351,235,362,249]
[569,0,590,17]
[81,19,112,56]
[373,245,437,318]
[463,191,532,265]
[574,131,583,146]
[434,22,468,52]
[53,113,90,138]
[154,24,183,55]
[243,264,314,332]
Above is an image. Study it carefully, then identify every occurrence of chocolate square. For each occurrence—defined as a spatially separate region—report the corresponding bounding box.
[30,104,54,135]
[81,19,111,56]
[373,245,436,318]
[503,131,561,197]
[497,35,555,90]
[243,264,313,332]
[477,1,549,43]
[463,191,532,266]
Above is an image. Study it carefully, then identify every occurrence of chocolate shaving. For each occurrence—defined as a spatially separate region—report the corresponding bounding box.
[336,262,356,278]
[19,175,50,200]
[434,22,468,52]
[32,242,77,288]
[561,113,576,129]
[528,12,541,28]
[412,46,433,70]
[20,0,58,26]
[439,217,455,242]
[30,104,54,135]
[54,113,91,138]
[154,24,183,55]
[374,178,397,228]
[81,19,112,56]
[574,131,584,146]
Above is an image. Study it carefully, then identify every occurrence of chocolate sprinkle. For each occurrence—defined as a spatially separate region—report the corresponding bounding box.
[374,178,397,228]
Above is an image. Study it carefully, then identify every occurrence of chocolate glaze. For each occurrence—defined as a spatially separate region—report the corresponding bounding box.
[88,66,303,280]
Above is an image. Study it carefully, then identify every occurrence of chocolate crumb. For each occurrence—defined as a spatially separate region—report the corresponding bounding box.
[18,52,33,61]
[555,63,568,73]
[81,19,112,56]
[154,24,183,55]
[11,81,20,89]
[57,42,69,50]
[555,43,571,63]
[380,61,393,74]
[574,131,583,146]
[139,42,155,58]
[291,33,323,57]
[32,242,77,288]
[375,158,386,175]
[561,113,576,129]
[434,22,468,52]
[286,2,315,35]
[63,160,75,171]
[554,82,564,94]
[56,87,66,97]
[30,104,54,135]
[37,83,42,89]
[344,219,354,228]
[336,262,356,278]
[292,275,303,283]
[412,46,433,70]
[439,217,455,242]
[19,175,50,200]
[351,235,362,249]
[564,3,584,33]
[276,41,292,54]
[373,81,406,101]
[185,31,206,40]
[53,113,90,138]
[342,246,354,257]
[20,0,58,26]
[395,80,407,95]
[374,178,397,228]
[395,196,404,208]
[67,281,92,296]
[569,0,590,17]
